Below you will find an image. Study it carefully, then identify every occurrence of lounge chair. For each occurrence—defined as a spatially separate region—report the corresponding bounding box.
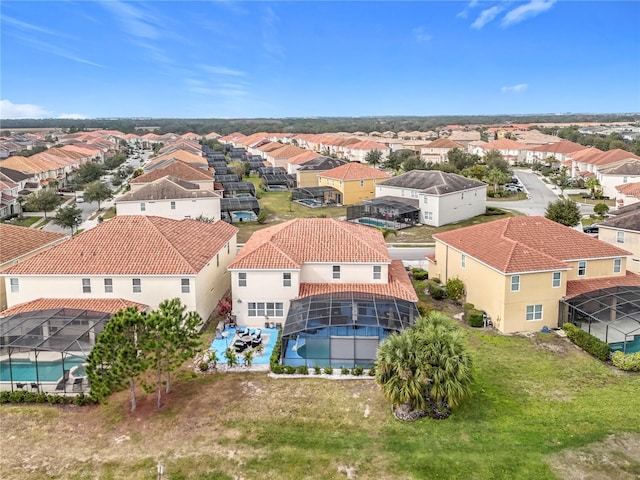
[72,378,84,392]
[251,336,263,348]
[16,383,26,390]
[30,383,40,392]
[234,339,249,353]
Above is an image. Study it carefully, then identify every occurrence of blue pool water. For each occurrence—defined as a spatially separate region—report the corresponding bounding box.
[209,327,278,364]
[610,335,640,354]
[297,199,322,207]
[267,185,288,191]
[357,218,393,228]
[0,357,86,382]
[232,211,254,220]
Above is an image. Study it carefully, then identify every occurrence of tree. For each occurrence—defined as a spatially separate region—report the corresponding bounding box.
[460,164,487,181]
[484,168,511,194]
[551,167,571,191]
[585,177,601,199]
[104,152,127,170]
[593,203,610,218]
[447,149,479,171]
[86,307,149,411]
[16,195,27,218]
[377,227,397,240]
[144,298,201,409]
[545,198,581,227]
[53,205,82,234]
[83,181,112,210]
[385,149,414,170]
[375,311,472,420]
[484,150,510,173]
[24,189,61,219]
[402,155,426,172]
[71,161,105,189]
[365,149,382,167]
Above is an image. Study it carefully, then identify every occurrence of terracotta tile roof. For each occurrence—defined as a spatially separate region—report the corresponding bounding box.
[424,138,464,149]
[434,216,631,274]
[348,140,388,150]
[118,177,220,201]
[1,298,147,317]
[287,150,323,165]
[479,138,527,150]
[615,182,640,198]
[268,145,307,159]
[565,272,640,299]
[0,224,67,265]
[229,218,390,270]
[297,260,418,302]
[151,150,204,166]
[528,140,587,154]
[567,146,603,161]
[256,141,284,153]
[319,162,391,181]
[590,149,640,166]
[3,216,237,276]
[130,160,212,184]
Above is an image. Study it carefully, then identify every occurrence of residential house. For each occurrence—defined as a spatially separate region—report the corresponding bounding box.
[598,209,640,274]
[614,182,640,208]
[146,150,208,171]
[227,218,418,366]
[265,144,308,169]
[470,138,528,164]
[524,140,588,164]
[0,178,20,218]
[129,160,214,192]
[116,177,222,221]
[596,158,640,200]
[295,157,347,188]
[420,138,464,163]
[317,162,391,205]
[429,216,638,335]
[286,150,323,174]
[3,216,238,325]
[343,140,390,163]
[375,171,486,227]
[0,224,67,310]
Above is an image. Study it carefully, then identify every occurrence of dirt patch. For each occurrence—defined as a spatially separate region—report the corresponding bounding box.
[547,433,640,480]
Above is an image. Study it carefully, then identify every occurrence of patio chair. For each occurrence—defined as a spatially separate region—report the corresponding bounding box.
[30,383,40,392]
[72,378,84,392]
[16,383,27,390]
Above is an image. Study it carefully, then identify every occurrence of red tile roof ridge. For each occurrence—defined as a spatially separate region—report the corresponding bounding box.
[564,271,640,299]
[1,298,148,317]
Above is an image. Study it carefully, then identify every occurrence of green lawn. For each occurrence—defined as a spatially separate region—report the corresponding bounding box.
[568,194,615,207]
[1,329,638,480]
[8,216,42,227]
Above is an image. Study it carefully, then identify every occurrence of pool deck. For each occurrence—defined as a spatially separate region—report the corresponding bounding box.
[210,326,278,364]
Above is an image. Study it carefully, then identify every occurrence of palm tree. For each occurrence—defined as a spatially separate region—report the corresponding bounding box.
[377,227,397,240]
[375,311,473,420]
[243,349,254,367]
[585,177,601,199]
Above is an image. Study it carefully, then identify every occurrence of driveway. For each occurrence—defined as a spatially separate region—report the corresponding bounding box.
[487,169,594,217]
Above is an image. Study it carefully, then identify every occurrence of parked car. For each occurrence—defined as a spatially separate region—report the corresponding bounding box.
[504,184,523,193]
[583,224,599,234]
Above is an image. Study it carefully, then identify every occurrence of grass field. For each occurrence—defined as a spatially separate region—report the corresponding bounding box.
[8,216,42,227]
[1,329,638,480]
[568,194,615,207]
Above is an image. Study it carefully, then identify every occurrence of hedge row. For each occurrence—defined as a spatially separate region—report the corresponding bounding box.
[270,328,283,373]
[0,390,94,405]
[563,323,611,361]
[611,351,640,371]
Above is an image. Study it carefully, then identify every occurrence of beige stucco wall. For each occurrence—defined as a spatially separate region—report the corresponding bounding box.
[598,228,640,273]
[116,196,221,221]
[129,180,214,193]
[564,257,627,280]
[296,170,321,188]
[318,177,379,205]
[300,262,388,284]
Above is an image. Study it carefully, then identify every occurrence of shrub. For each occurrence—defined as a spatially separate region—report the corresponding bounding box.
[467,309,484,328]
[411,268,428,280]
[611,351,640,371]
[444,277,465,303]
[271,364,283,374]
[314,366,322,375]
[341,366,350,375]
[297,365,309,375]
[417,305,429,316]
[563,323,611,361]
[431,277,441,284]
[283,365,297,374]
[269,329,283,373]
[323,366,333,375]
[256,210,268,224]
[485,206,504,216]
[368,365,376,376]
[463,303,475,315]
[0,390,92,405]
[428,281,445,300]
[352,365,364,376]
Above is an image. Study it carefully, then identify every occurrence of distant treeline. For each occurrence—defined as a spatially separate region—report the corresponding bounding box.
[2,114,638,136]
[535,126,640,155]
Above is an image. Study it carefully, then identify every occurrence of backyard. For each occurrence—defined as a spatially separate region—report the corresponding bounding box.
[1,328,638,480]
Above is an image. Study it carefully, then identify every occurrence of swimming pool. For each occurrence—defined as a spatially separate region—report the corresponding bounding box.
[357,218,395,228]
[209,327,278,364]
[610,335,640,354]
[0,357,86,382]
[232,211,254,220]
[296,199,322,208]
[267,185,288,191]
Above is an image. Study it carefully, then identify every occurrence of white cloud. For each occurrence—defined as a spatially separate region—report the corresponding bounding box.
[2,15,69,37]
[201,65,246,77]
[501,83,528,93]
[412,26,432,43]
[99,0,161,40]
[502,0,556,27]
[262,7,284,59]
[59,113,87,120]
[0,100,52,119]
[471,6,503,30]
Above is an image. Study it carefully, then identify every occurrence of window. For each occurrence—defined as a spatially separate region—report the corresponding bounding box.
[82,278,91,293]
[248,302,284,317]
[617,231,625,244]
[623,176,628,183]
[140,202,146,212]
[216,254,219,267]
[283,272,292,286]
[227,243,230,254]
[181,278,190,293]
[461,192,464,199]
[360,180,364,187]
[238,272,246,287]
[373,265,382,280]
[461,254,466,269]
[526,304,543,321]
[104,278,113,293]
[9,278,19,293]
[614,258,622,273]
[332,265,341,279]
[132,278,141,293]
[578,261,587,277]
[552,271,561,288]
[170,201,176,210]
[511,275,520,292]
[424,211,433,221]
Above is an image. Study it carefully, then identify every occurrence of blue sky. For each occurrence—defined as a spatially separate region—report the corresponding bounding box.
[1,1,639,119]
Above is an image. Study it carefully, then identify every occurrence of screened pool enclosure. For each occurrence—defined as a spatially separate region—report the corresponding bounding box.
[0,308,110,394]
[560,285,640,353]
[280,292,418,368]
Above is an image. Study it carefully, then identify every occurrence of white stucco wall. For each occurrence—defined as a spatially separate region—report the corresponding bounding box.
[299,263,388,283]
[597,173,640,199]
[116,196,221,221]
[129,180,214,193]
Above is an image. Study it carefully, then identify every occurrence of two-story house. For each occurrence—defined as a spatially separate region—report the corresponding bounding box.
[228,218,418,367]
[317,162,391,205]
